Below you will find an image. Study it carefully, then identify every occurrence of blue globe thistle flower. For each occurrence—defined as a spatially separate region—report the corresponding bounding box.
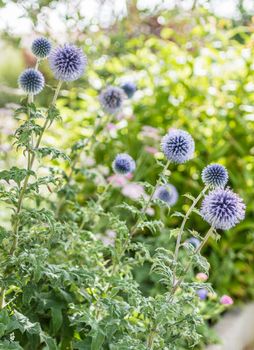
[161,129,195,164]
[201,188,245,230]
[112,153,136,175]
[49,44,87,81]
[186,237,201,249]
[99,86,124,114]
[154,184,178,206]
[121,81,136,98]
[196,288,208,300]
[202,164,228,188]
[31,37,51,59]
[18,68,45,95]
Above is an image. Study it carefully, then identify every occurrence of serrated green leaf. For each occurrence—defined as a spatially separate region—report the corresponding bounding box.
[51,306,63,334]
[91,330,105,350]
[0,167,35,186]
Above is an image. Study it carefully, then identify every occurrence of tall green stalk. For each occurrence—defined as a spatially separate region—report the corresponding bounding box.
[172,185,209,287]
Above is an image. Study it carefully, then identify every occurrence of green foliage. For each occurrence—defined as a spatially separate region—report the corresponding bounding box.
[0,6,251,350]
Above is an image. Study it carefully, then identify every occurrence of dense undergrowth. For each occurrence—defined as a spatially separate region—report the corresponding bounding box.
[0,6,253,350]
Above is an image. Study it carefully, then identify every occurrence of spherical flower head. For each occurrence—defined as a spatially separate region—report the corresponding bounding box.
[161,129,195,163]
[18,68,45,95]
[121,81,136,98]
[112,153,136,175]
[196,272,208,282]
[154,184,178,206]
[196,288,208,300]
[99,86,124,114]
[201,188,245,230]
[186,237,200,249]
[220,295,233,305]
[202,164,228,188]
[31,37,51,58]
[49,44,87,81]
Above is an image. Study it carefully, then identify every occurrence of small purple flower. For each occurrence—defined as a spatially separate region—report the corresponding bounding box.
[161,129,195,164]
[201,188,246,230]
[196,288,208,300]
[121,81,136,98]
[18,68,45,95]
[186,237,200,249]
[154,184,178,206]
[32,37,51,58]
[99,86,124,114]
[112,153,136,175]
[49,44,87,81]
[220,295,233,305]
[202,164,228,188]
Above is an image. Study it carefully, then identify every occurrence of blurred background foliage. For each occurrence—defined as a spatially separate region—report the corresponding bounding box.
[1,0,254,302]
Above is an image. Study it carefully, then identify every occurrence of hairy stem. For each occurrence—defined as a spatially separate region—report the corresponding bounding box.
[10,80,62,256]
[192,0,198,10]
[34,59,40,70]
[146,330,156,349]
[114,160,171,272]
[0,288,5,309]
[131,159,171,235]
[172,185,208,286]
[172,225,214,294]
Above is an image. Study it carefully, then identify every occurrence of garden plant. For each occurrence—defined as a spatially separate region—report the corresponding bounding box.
[0,31,247,350]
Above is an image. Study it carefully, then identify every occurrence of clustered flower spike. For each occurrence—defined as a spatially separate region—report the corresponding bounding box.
[200,188,245,230]
[112,153,136,175]
[202,164,228,188]
[99,86,124,114]
[161,129,195,164]
[154,184,178,206]
[18,68,45,95]
[32,37,51,59]
[121,81,136,98]
[49,44,87,81]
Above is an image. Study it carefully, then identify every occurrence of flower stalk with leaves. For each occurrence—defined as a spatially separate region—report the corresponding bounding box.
[0,36,246,350]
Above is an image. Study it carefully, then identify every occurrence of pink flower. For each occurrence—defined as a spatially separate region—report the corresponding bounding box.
[106,123,117,131]
[107,174,128,188]
[125,173,133,180]
[121,183,145,200]
[196,273,208,282]
[140,125,160,140]
[220,295,234,305]
[146,207,155,216]
[106,230,116,238]
[145,146,158,155]
[96,230,116,247]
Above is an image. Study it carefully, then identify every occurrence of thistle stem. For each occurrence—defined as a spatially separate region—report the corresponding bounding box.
[97,182,112,206]
[0,288,5,309]
[10,80,62,256]
[192,0,198,10]
[172,185,209,286]
[131,160,170,235]
[35,59,40,70]
[146,330,156,349]
[172,225,214,294]
[28,94,34,104]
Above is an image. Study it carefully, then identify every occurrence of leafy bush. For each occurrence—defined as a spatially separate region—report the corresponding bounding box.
[0,30,245,349]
